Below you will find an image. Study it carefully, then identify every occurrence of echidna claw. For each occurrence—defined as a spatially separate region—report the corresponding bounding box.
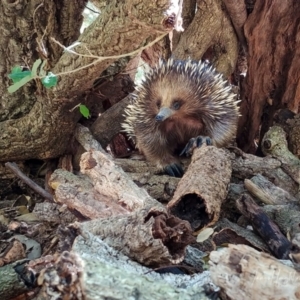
[180,136,212,156]
[164,163,184,177]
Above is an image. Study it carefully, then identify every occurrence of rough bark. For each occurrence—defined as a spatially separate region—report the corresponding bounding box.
[173,0,238,76]
[0,0,176,162]
[237,1,300,152]
[168,146,232,231]
[0,0,87,161]
[75,207,194,266]
[0,260,30,299]
[33,243,212,300]
[90,95,133,149]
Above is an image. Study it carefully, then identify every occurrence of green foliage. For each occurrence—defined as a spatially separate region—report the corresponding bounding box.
[8,66,31,83]
[8,59,58,93]
[41,72,58,88]
[79,104,91,119]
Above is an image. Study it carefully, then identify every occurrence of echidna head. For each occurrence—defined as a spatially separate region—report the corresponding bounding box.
[139,59,201,124]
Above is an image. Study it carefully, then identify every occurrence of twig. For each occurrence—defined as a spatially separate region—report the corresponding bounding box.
[49,33,167,78]
[5,162,53,202]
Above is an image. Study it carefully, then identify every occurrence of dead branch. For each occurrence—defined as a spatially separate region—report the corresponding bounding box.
[236,194,292,259]
[74,124,106,153]
[262,126,300,184]
[213,218,269,253]
[5,162,53,202]
[128,172,180,202]
[263,205,300,248]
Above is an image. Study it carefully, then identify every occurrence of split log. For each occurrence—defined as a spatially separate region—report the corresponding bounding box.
[49,169,129,220]
[80,150,159,211]
[209,244,300,300]
[74,206,195,266]
[236,194,292,259]
[168,145,232,231]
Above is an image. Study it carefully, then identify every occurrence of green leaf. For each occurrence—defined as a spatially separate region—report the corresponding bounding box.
[31,59,42,77]
[8,74,33,93]
[8,66,31,83]
[79,104,91,119]
[41,72,58,88]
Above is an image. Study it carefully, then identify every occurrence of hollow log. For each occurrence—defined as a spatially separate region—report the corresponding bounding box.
[168,145,232,231]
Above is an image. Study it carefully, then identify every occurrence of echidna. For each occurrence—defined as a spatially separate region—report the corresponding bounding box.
[122,58,240,177]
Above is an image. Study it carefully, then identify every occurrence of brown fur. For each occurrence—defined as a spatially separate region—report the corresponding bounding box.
[122,58,240,169]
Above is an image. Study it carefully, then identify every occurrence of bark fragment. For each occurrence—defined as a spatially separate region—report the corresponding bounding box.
[210,244,300,300]
[74,207,194,266]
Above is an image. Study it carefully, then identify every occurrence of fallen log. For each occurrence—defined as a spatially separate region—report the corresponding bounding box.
[168,145,232,231]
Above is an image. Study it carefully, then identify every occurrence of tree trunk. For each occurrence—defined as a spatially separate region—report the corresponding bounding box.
[237,0,300,153]
[0,0,175,162]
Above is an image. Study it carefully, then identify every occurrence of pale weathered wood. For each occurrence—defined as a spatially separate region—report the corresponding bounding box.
[210,244,300,300]
[34,237,212,300]
[244,174,298,205]
[80,150,160,211]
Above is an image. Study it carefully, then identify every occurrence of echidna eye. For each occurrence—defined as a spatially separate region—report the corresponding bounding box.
[172,100,182,110]
[156,99,161,108]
